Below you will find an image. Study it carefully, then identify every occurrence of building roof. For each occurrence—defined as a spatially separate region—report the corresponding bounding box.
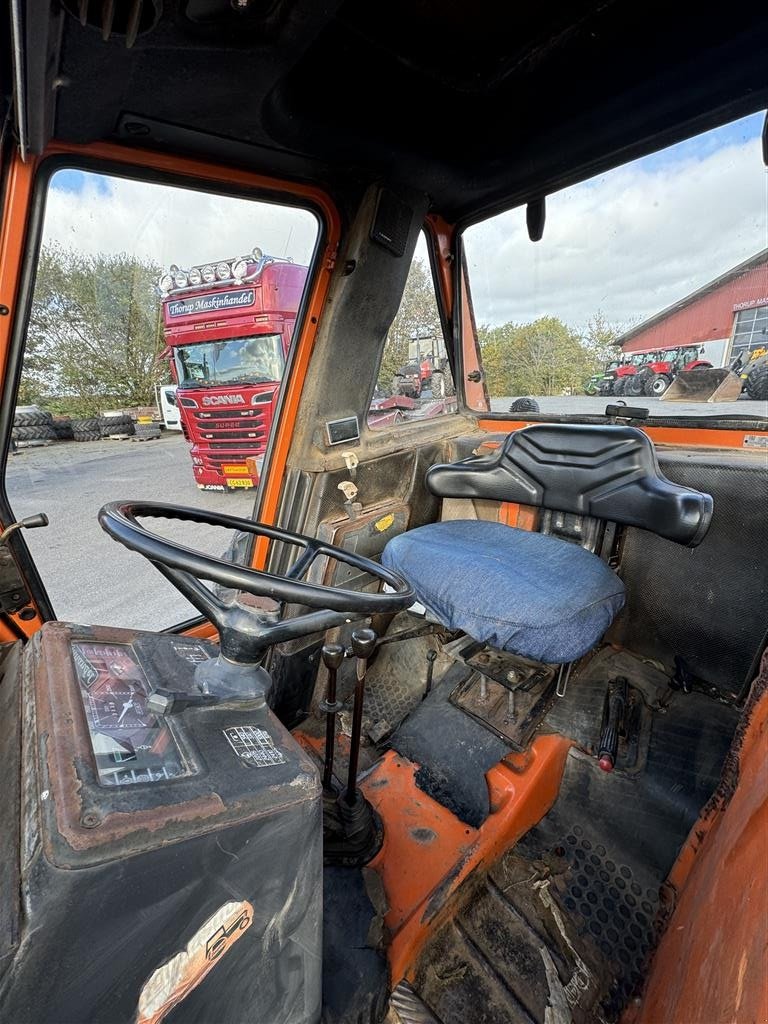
[616,249,768,347]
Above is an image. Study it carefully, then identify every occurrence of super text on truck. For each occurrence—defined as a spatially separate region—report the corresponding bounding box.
[159,248,308,490]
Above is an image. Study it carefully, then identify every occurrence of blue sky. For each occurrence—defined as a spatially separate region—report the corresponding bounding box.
[51,169,112,195]
[639,110,764,171]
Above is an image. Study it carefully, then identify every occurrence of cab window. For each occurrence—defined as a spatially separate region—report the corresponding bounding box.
[368,231,455,429]
[7,167,319,629]
[462,111,768,418]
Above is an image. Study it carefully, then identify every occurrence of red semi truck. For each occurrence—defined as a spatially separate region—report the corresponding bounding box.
[159,249,308,490]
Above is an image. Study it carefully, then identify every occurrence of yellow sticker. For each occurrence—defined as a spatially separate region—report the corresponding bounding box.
[374,513,395,533]
[222,464,249,475]
[136,900,253,1024]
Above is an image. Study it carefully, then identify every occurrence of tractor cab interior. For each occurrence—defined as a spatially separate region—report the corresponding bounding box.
[1,4,768,1024]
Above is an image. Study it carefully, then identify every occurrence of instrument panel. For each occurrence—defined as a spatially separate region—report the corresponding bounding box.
[72,642,190,787]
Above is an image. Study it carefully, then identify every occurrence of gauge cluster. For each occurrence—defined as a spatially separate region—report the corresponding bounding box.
[72,642,191,787]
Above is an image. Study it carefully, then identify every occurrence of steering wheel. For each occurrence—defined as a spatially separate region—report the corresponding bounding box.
[98,501,414,668]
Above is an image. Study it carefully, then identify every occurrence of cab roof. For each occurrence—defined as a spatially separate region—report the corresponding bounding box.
[9,0,768,220]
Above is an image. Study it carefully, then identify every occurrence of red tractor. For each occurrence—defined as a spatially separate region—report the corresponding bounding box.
[391,353,455,399]
[597,353,648,396]
[624,346,712,397]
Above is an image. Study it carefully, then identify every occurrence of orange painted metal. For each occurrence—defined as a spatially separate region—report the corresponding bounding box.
[424,215,455,320]
[361,735,571,985]
[0,156,43,638]
[631,654,768,1024]
[499,501,539,531]
[477,418,766,450]
[459,263,489,412]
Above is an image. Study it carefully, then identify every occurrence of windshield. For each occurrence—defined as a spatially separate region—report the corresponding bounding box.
[174,334,285,387]
[462,111,768,421]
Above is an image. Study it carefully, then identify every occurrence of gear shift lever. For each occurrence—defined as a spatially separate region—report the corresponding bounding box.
[319,642,345,792]
[322,627,382,866]
[345,628,377,805]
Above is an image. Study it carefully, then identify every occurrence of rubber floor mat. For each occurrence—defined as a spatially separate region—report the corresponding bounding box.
[409,657,740,1023]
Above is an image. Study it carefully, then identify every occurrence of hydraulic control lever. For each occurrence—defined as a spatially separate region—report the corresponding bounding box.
[319,642,345,792]
[597,675,628,772]
[0,512,49,546]
[345,628,377,805]
[323,627,382,866]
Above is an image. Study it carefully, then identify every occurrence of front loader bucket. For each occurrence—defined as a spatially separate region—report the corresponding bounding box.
[661,368,744,403]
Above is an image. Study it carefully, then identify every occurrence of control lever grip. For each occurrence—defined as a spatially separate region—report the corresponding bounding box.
[350,628,377,660]
[597,676,628,772]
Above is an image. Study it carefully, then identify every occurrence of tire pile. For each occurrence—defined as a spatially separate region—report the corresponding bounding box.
[98,413,135,439]
[12,406,57,444]
[12,406,151,446]
[133,421,161,441]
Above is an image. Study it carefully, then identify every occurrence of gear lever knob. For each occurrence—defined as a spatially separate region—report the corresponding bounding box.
[350,628,377,659]
[321,643,345,670]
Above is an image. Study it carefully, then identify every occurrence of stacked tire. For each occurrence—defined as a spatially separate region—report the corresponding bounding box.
[51,417,74,441]
[12,406,56,443]
[133,421,161,440]
[71,417,101,442]
[99,413,135,438]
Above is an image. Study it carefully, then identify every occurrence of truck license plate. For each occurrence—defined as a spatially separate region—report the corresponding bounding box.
[227,479,253,489]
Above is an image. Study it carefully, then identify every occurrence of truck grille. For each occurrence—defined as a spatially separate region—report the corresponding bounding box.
[189,407,268,443]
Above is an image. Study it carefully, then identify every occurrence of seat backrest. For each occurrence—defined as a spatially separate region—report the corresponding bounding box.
[427,424,713,546]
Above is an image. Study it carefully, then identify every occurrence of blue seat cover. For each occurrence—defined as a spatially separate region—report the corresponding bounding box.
[382,520,625,663]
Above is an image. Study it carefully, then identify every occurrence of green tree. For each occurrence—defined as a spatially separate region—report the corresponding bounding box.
[20,244,167,415]
[478,316,598,396]
[377,257,443,391]
[583,309,623,366]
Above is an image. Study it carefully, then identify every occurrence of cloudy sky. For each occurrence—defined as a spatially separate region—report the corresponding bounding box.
[45,111,767,334]
[45,170,320,270]
[463,111,768,332]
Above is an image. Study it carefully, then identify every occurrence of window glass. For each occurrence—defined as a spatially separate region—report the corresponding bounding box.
[174,335,285,386]
[462,111,768,418]
[8,168,318,629]
[731,305,768,360]
[368,232,455,429]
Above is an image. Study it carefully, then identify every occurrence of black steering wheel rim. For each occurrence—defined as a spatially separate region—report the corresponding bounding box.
[99,499,417,618]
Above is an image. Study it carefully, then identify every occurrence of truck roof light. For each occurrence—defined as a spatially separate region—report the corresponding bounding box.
[252,247,263,261]
[202,265,216,283]
[216,262,231,281]
[159,273,174,293]
[174,270,189,288]
[232,259,248,280]
[188,268,202,286]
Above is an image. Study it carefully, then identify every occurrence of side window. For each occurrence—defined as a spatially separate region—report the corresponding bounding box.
[7,168,319,630]
[368,231,455,429]
[461,110,766,419]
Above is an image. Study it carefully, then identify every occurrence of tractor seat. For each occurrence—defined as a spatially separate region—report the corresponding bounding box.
[382,424,713,665]
[383,519,624,662]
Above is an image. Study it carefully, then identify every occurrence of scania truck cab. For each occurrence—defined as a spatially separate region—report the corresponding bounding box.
[0,5,767,1024]
[161,252,309,489]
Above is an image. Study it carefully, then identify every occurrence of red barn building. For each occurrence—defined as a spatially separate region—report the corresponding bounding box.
[617,249,768,367]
